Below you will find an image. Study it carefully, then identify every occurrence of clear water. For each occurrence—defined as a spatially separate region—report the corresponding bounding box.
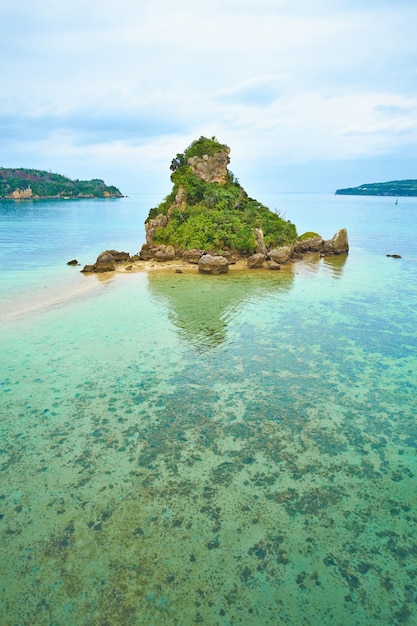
[1,194,417,625]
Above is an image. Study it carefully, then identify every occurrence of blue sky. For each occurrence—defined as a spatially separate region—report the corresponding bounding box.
[1,0,417,195]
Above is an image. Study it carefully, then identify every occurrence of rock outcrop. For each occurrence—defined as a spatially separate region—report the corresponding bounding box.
[188,148,230,184]
[145,214,168,247]
[321,228,349,255]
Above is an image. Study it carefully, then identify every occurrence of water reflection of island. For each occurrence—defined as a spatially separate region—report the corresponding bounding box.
[147,270,294,349]
[321,253,348,277]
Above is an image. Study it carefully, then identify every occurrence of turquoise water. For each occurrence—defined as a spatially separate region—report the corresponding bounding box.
[1,195,417,625]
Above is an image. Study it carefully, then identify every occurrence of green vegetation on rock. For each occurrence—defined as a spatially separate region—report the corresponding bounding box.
[335,180,417,196]
[0,168,123,199]
[145,137,297,255]
[299,231,321,241]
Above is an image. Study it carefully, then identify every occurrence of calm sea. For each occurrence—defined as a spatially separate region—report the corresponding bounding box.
[1,193,416,625]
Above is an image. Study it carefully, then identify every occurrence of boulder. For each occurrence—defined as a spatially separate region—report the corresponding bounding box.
[198,254,229,275]
[95,252,116,272]
[247,253,266,269]
[322,229,349,255]
[67,259,78,266]
[80,264,95,273]
[267,261,281,270]
[268,245,293,264]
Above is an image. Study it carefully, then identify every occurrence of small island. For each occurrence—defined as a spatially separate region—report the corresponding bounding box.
[335,179,417,196]
[82,137,348,274]
[0,168,123,199]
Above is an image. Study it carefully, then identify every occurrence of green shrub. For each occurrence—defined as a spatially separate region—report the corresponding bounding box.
[299,231,321,241]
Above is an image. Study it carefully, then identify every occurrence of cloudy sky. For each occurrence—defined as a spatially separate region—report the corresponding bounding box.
[1,0,417,195]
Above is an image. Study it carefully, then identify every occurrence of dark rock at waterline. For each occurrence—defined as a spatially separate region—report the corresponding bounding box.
[81,249,131,273]
[67,259,78,266]
[198,254,229,275]
[321,229,349,255]
[386,254,402,258]
[95,251,116,272]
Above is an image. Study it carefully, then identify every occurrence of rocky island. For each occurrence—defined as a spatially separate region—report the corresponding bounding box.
[0,168,123,199]
[335,179,417,196]
[82,136,348,274]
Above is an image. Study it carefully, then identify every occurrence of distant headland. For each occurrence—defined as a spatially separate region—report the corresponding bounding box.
[335,180,417,196]
[0,168,123,199]
[81,136,349,275]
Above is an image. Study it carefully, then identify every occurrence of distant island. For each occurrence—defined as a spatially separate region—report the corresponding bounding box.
[0,168,123,199]
[335,180,417,196]
[82,137,349,275]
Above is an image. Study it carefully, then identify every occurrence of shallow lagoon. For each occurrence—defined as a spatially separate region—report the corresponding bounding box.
[1,195,417,624]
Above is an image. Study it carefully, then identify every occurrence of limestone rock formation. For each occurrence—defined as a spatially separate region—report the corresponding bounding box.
[139,136,298,263]
[321,229,349,255]
[145,215,168,247]
[188,148,230,184]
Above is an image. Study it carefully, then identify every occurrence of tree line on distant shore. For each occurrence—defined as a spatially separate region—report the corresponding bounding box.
[335,179,417,196]
[0,168,122,199]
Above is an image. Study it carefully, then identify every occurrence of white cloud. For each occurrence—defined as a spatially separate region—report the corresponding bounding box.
[2,0,417,191]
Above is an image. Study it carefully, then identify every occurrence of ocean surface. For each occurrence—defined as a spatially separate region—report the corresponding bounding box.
[1,193,416,625]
